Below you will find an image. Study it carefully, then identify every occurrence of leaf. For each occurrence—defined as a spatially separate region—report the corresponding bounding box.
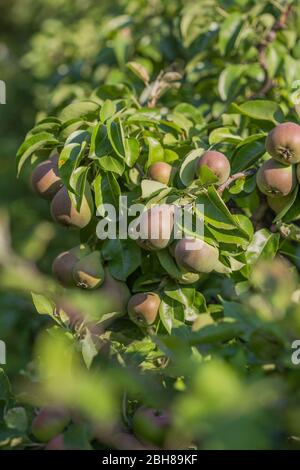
[245,229,280,265]
[235,133,266,149]
[209,127,242,145]
[229,100,285,124]
[147,137,164,168]
[274,186,298,222]
[81,330,98,369]
[231,141,265,173]
[196,187,246,233]
[31,293,55,316]
[218,13,243,56]
[102,239,141,281]
[58,143,84,188]
[125,138,139,167]
[164,149,179,163]
[165,287,207,321]
[65,130,90,146]
[90,123,113,158]
[93,173,121,216]
[189,320,244,345]
[30,118,61,136]
[60,119,86,140]
[59,100,99,122]
[159,298,175,334]
[107,118,126,158]
[98,156,125,175]
[196,164,219,185]
[16,132,58,176]
[127,61,150,83]
[179,148,205,186]
[69,166,89,210]
[281,186,300,223]
[100,100,117,123]
[141,180,167,199]
[92,83,132,101]
[218,65,245,101]
[156,250,184,280]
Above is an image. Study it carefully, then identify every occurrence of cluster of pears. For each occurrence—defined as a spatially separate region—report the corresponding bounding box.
[31,150,229,329]
[147,149,230,186]
[128,151,229,327]
[256,122,300,213]
[31,154,131,319]
[31,404,172,450]
[31,154,93,229]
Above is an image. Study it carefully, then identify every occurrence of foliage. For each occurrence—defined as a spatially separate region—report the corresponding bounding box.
[1,0,300,451]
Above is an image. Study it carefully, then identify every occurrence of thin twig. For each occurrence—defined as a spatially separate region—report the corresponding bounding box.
[217,169,257,194]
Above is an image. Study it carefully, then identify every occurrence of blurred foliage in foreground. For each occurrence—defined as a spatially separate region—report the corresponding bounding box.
[1,0,300,451]
[1,211,300,449]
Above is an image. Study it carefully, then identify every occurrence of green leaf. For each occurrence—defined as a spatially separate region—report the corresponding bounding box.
[65,129,90,146]
[209,127,242,145]
[127,61,150,83]
[31,293,55,316]
[164,149,179,163]
[245,229,280,265]
[179,148,205,186]
[102,239,141,281]
[156,250,184,280]
[58,143,84,189]
[16,132,59,176]
[196,164,219,185]
[229,100,284,124]
[107,118,126,158]
[100,100,117,123]
[165,287,207,321]
[189,320,244,345]
[141,179,167,199]
[90,123,113,158]
[30,118,61,136]
[69,166,89,210]
[81,330,98,369]
[196,187,246,233]
[93,173,121,215]
[147,137,164,168]
[60,119,87,140]
[282,186,300,222]
[59,100,99,122]
[218,65,245,101]
[98,156,125,175]
[274,186,299,222]
[159,298,175,334]
[218,13,243,56]
[231,141,265,173]
[125,138,139,167]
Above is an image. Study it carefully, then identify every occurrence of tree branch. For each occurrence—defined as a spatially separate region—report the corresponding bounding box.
[217,169,257,194]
